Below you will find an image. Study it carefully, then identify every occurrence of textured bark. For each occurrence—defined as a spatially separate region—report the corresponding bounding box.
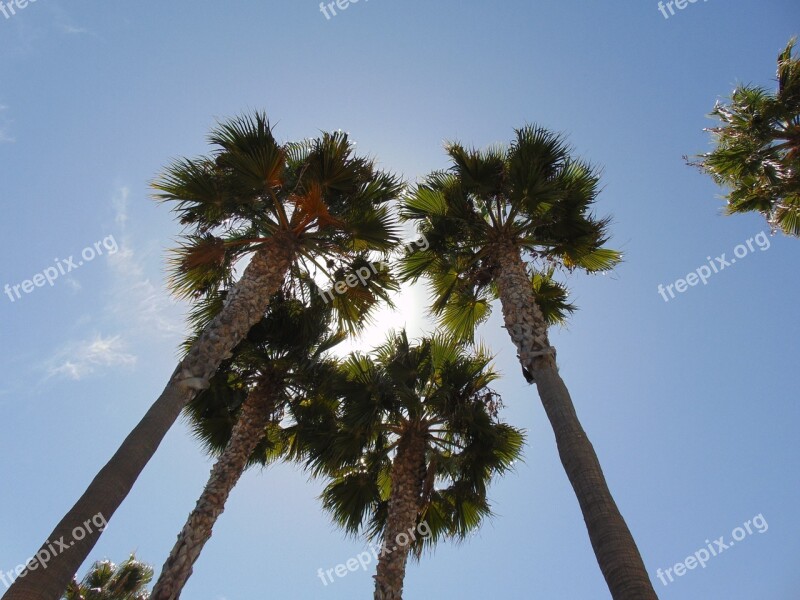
[151,383,276,600]
[493,245,658,600]
[2,237,295,600]
[373,430,427,600]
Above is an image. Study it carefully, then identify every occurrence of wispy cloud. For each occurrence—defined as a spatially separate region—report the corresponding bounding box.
[0,105,14,143]
[113,186,130,227]
[38,186,184,385]
[65,277,83,293]
[106,186,185,337]
[59,24,88,35]
[49,5,90,36]
[46,334,137,381]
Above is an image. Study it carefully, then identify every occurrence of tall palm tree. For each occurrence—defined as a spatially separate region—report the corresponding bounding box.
[691,38,800,236]
[5,113,402,600]
[298,331,524,600]
[150,278,347,600]
[63,555,152,600]
[399,126,658,599]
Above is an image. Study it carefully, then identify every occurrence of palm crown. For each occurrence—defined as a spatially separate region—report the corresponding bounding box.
[183,277,343,466]
[692,38,800,236]
[298,331,525,554]
[399,125,621,340]
[63,556,153,600]
[153,112,402,331]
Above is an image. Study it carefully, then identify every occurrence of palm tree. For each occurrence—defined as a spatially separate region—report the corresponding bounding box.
[399,126,658,599]
[299,331,524,600]
[63,555,152,600]
[150,279,346,600]
[5,113,402,600]
[691,38,800,236]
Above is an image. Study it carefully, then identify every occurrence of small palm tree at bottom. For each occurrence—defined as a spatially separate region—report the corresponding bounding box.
[62,555,152,600]
[299,331,524,600]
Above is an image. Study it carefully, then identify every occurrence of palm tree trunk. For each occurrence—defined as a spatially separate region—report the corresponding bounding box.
[2,237,295,600]
[374,430,427,600]
[151,382,276,600]
[493,245,658,600]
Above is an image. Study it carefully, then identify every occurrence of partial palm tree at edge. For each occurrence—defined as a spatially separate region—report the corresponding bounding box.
[690,38,800,236]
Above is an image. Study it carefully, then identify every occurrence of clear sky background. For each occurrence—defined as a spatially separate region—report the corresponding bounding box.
[1,1,799,598]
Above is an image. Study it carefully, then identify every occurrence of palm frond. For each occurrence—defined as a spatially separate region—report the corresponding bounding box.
[308,331,523,557]
[691,38,800,236]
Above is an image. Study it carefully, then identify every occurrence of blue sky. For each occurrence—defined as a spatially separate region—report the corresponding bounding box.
[1,0,799,598]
